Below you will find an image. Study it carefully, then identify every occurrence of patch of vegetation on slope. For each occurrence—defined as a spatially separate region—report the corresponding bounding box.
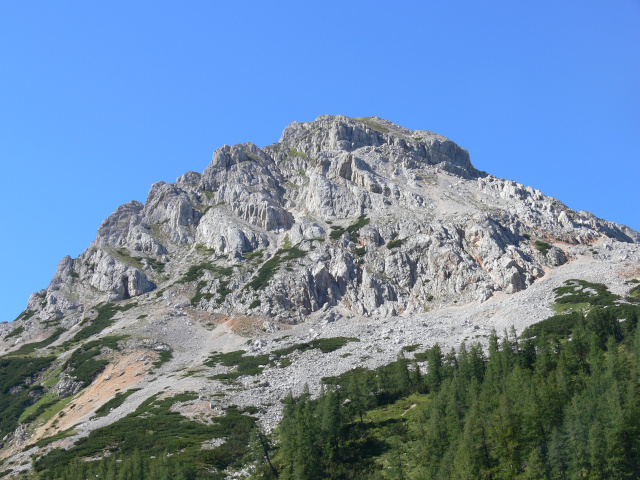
[534,239,552,255]
[0,355,56,438]
[205,337,359,381]
[626,280,640,303]
[13,309,36,322]
[64,336,125,387]
[245,246,306,291]
[386,238,405,249]
[4,325,24,339]
[66,302,137,344]
[521,279,637,342]
[93,388,141,418]
[329,215,370,241]
[4,328,65,357]
[176,261,236,306]
[33,392,256,480]
[152,350,173,369]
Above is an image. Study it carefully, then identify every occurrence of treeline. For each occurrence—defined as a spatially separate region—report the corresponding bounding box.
[250,284,640,479]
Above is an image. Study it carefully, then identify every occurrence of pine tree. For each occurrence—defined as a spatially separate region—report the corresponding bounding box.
[246,425,277,479]
[425,344,443,392]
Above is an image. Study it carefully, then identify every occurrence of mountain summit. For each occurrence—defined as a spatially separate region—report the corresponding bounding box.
[1,115,639,477]
[14,115,640,325]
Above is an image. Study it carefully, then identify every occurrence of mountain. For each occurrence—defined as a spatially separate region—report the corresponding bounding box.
[1,115,639,478]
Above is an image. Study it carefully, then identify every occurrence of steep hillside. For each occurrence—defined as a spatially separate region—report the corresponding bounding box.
[0,115,638,478]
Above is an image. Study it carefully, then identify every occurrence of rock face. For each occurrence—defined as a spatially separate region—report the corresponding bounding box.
[54,374,83,399]
[14,115,640,327]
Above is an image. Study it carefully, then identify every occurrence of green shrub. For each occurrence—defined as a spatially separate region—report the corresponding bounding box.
[19,394,59,424]
[627,283,640,303]
[217,280,232,304]
[13,309,36,322]
[94,389,141,418]
[387,238,405,249]
[178,262,215,284]
[205,337,358,381]
[153,350,173,368]
[190,280,215,306]
[67,303,135,344]
[246,247,306,290]
[33,428,75,448]
[4,325,25,339]
[249,299,261,309]
[554,279,619,307]
[402,344,421,352]
[329,226,346,240]
[5,328,65,356]
[243,250,264,261]
[346,215,370,240]
[534,240,552,256]
[205,351,271,380]
[64,336,125,387]
[0,355,56,438]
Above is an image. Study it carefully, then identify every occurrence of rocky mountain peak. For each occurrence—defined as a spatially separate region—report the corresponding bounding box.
[7,115,640,329]
[277,114,478,178]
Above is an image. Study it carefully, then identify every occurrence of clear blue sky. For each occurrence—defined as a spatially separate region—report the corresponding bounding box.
[1,1,638,321]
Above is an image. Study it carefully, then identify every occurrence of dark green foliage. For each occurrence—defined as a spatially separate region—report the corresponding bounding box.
[94,389,141,417]
[4,325,24,339]
[521,312,582,339]
[190,280,215,306]
[4,328,65,356]
[346,215,370,240]
[64,336,124,387]
[329,215,369,242]
[205,350,271,380]
[33,428,76,448]
[354,246,366,257]
[20,395,59,424]
[246,247,306,290]
[0,355,55,438]
[523,280,632,340]
[329,226,345,240]
[34,392,256,479]
[216,280,232,304]
[627,282,640,303]
[68,302,136,344]
[205,338,358,381]
[243,250,264,261]
[185,263,234,305]
[534,240,552,255]
[177,262,215,284]
[13,309,35,322]
[401,344,421,353]
[554,279,620,307]
[153,350,173,368]
[386,238,405,249]
[272,337,359,356]
[249,299,261,309]
[146,257,165,273]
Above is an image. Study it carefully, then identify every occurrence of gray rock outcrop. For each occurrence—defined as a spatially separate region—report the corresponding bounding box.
[12,115,639,327]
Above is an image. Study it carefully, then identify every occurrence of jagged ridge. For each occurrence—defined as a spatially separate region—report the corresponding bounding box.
[12,114,640,330]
